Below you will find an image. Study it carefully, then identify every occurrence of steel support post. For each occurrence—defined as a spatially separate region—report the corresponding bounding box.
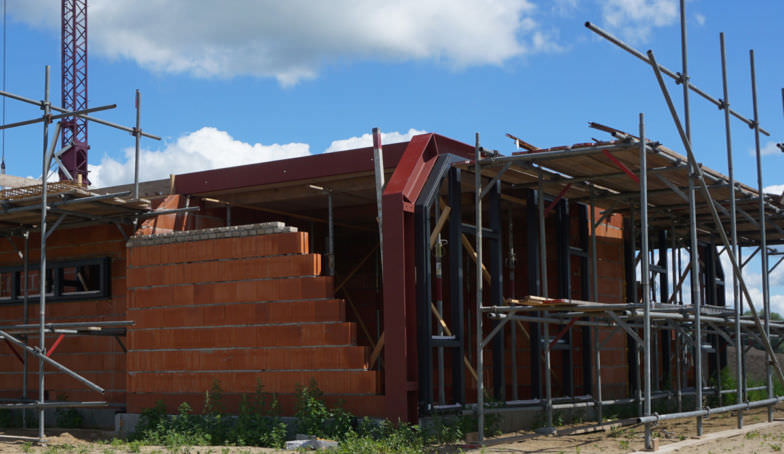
[749,50,773,423]
[436,201,445,405]
[489,181,505,401]
[658,230,671,386]
[672,225,683,413]
[538,169,554,432]
[527,189,542,399]
[448,168,466,405]
[415,197,433,412]
[589,186,602,423]
[327,191,334,277]
[577,204,592,396]
[556,201,574,397]
[640,114,653,450]
[508,215,518,401]
[474,134,485,443]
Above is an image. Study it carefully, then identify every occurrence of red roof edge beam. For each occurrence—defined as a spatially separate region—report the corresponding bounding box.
[381,133,474,423]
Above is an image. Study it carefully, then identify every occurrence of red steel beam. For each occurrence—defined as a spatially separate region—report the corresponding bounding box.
[544,183,573,217]
[3,338,23,364]
[602,149,640,184]
[46,334,66,358]
[174,142,409,195]
[548,317,579,351]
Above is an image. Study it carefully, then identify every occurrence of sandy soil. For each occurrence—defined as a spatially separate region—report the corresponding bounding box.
[469,406,784,453]
[1,407,783,453]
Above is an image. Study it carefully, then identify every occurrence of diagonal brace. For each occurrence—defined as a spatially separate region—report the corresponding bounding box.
[605,311,643,348]
[0,329,104,394]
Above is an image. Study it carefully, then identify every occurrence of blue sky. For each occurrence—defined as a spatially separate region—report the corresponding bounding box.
[0,0,782,310]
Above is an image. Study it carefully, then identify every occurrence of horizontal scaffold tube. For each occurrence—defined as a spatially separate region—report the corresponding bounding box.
[637,396,784,424]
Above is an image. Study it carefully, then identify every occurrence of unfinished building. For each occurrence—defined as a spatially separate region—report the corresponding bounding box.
[0,5,782,451]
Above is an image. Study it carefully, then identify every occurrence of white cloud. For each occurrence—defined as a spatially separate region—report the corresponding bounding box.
[87,127,426,188]
[325,128,426,153]
[765,184,784,196]
[750,141,784,157]
[9,0,556,85]
[694,13,706,26]
[552,0,579,15]
[87,127,311,188]
[720,251,784,317]
[600,0,678,43]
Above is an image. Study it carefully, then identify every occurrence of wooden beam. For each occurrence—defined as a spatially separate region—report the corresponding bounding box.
[368,332,385,369]
[335,244,379,293]
[461,233,492,283]
[429,205,451,249]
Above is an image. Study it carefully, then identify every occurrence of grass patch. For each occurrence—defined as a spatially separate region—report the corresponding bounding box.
[129,378,482,452]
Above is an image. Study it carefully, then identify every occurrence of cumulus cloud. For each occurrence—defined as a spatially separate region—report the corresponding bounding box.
[87,127,311,188]
[720,251,784,316]
[600,0,678,43]
[695,13,706,26]
[325,128,426,153]
[9,0,557,85]
[765,184,784,196]
[748,141,784,157]
[87,127,426,188]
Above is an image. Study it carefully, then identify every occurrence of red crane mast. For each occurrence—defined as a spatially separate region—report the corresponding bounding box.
[60,0,89,184]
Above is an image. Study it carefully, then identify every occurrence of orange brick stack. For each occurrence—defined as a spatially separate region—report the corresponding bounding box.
[125,222,383,416]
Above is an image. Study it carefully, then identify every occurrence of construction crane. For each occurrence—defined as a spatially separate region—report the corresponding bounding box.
[60,0,89,184]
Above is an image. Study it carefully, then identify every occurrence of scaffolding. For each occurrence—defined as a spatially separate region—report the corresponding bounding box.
[411,2,783,450]
[0,65,180,443]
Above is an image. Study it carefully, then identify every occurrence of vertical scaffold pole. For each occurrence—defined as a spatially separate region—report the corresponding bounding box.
[372,128,385,275]
[475,133,485,443]
[671,223,683,413]
[590,186,602,423]
[508,215,518,401]
[22,230,29,428]
[640,113,652,450]
[678,0,703,436]
[538,169,553,432]
[749,49,772,423]
[39,65,51,443]
[133,89,141,199]
[720,32,743,428]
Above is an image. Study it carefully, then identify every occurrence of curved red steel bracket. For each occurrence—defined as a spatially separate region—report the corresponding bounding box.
[381,133,474,422]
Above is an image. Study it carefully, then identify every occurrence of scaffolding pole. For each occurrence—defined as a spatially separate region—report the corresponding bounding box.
[720,31,744,429]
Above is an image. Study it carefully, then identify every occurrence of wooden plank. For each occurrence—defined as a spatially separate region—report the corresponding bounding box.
[368,331,384,369]
[0,175,41,188]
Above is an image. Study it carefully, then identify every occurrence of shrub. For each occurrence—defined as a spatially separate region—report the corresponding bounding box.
[131,380,286,449]
[294,379,353,440]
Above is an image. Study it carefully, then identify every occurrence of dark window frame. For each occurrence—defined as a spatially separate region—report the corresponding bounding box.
[0,257,111,304]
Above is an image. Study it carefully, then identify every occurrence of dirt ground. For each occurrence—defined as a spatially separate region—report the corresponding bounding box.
[1,407,784,453]
[471,406,784,453]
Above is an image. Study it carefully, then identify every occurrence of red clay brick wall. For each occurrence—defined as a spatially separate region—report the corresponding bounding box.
[592,207,628,398]
[125,222,383,416]
[0,224,129,406]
